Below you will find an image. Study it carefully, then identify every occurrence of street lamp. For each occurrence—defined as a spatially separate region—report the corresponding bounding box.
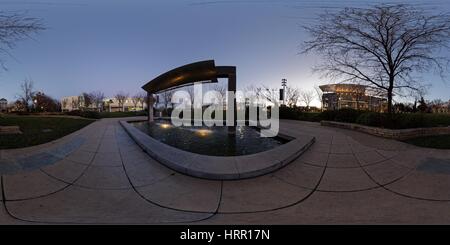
[281,78,287,105]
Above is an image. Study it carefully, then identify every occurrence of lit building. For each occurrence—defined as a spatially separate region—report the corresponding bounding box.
[61,96,147,112]
[103,98,147,112]
[61,96,83,112]
[0,98,7,112]
[431,100,450,114]
[320,84,387,112]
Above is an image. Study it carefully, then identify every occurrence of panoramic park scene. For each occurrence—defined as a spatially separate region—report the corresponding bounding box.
[1,0,450,225]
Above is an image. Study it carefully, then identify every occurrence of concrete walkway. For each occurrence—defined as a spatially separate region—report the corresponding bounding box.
[0,117,449,224]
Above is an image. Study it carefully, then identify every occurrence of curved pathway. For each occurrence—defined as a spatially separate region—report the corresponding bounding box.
[0,117,449,224]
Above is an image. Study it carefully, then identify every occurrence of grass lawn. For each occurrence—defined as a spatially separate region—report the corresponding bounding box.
[403,135,450,149]
[0,116,94,149]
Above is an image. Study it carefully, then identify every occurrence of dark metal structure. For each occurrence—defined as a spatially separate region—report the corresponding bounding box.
[142,60,237,130]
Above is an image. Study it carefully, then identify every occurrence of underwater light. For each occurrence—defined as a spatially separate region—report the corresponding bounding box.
[196,129,212,137]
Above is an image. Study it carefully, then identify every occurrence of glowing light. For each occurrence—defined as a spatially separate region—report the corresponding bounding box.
[160,123,172,129]
[196,129,212,137]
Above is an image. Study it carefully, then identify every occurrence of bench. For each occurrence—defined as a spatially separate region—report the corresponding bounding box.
[0,126,22,135]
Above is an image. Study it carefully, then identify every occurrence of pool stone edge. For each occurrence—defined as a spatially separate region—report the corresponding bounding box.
[119,120,315,180]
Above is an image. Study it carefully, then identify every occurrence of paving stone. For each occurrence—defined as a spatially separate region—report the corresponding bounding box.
[308,143,330,154]
[362,159,412,185]
[274,160,324,189]
[220,175,310,213]
[327,153,359,168]
[288,188,450,224]
[75,165,131,189]
[123,157,174,187]
[65,149,95,164]
[297,149,329,166]
[90,152,122,167]
[330,143,353,154]
[41,159,88,183]
[318,167,378,192]
[136,174,221,212]
[3,170,67,201]
[386,170,450,201]
[5,186,209,224]
[353,150,388,166]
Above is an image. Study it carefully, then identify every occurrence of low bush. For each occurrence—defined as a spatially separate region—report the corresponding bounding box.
[280,106,450,129]
[65,110,101,119]
[98,111,148,118]
[356,112,450,129]
[279,106,322,122]
[333,108,364,123]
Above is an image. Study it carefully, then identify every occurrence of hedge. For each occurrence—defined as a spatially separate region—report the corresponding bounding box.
[279,107,450,129]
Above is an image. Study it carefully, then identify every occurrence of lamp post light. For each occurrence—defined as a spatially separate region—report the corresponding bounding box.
[281,78,287,105]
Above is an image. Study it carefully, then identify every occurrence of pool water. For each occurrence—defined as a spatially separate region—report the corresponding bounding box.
[132,120,288,156]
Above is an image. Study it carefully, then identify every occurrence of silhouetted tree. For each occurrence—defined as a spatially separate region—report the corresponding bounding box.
[285,86,300,107]
[17,79,35,112]
[0,12,45,70]
[136,92,147,110]
[302,4,450,114]
[115,92,128,112]
[300,90,315,109]
[161,90,175,110]
[82,92,93,110]
[33,92,60,112]
[417,97,429,113]
[90,91,105,112]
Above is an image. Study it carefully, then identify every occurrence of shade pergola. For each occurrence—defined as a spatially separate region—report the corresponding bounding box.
[141,60,237,130]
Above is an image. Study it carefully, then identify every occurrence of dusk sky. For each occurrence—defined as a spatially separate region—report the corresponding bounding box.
[0,0,450,107]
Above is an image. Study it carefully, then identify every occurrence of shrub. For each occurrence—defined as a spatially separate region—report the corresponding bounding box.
[65,110,100,119]
[355,112,450,129]
[333,108,364,123]
[356,112,385,127]
[320,110,338,121]
[279,106,322,122]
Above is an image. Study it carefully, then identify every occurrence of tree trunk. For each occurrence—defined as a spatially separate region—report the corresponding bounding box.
[387,76,394,114]
[387,89,393,114]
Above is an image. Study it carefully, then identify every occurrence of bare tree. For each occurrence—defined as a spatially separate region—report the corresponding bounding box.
[115,92,128,112]
[90,91,105,112]
[71,97,79,110]
[314,86,323,111]
[285,86,300,107]
[244,85,279,106]
[17,79,35,112]
[300,90,315,109]
[82,92,93,110]
[0,12,45,70]
[160,90,174,110]
[61,98,69,111]
[137,92,147,110]
[302,4,450,114]
[131,93,144,111]
[211,84,227,105]
[185,86,195,106]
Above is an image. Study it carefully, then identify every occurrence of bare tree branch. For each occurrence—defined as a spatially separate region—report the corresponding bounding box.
[302,4,450,113]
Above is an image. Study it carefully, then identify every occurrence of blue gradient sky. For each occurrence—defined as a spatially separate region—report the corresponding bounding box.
[0,0,449,106]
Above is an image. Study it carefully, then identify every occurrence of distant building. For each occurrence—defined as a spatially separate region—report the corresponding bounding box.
[103,98,147,112]
[431,100,450,114]
[0,98,7,112]
[61,96,147,112]
[61,96,82,112]
[320,84,387,112]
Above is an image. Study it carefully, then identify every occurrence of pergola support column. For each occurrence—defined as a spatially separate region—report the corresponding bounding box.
[148,92,155,122]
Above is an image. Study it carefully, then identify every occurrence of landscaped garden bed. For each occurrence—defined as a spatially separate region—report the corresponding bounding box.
[403,135,450,149]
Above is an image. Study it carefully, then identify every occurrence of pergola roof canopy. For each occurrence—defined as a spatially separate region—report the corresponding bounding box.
[142,60,224,94]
